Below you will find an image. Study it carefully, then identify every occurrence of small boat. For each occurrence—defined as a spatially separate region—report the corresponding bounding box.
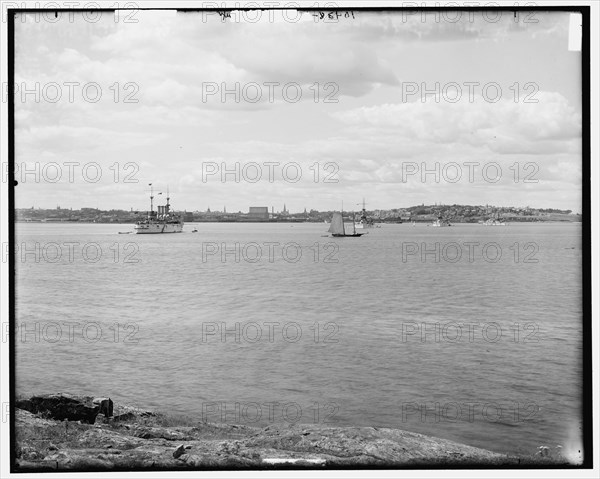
[118,231,132,234]
[328,211,365,237]
[191,229,198,233]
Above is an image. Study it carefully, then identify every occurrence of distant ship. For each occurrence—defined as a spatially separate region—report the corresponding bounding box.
[355,198,375,229]
[430,217,452,227]
[329,211,365,237]
[482,217,507,226]
[134,184,184,234]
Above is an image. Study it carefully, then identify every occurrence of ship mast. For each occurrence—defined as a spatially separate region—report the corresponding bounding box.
[341,201,345,235]
[149,183,154,214]
[356,198,367,221]
[166,185,170,215]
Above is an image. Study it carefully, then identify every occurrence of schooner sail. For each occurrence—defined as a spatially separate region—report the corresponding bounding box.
[328,212,345,235]
[328,211,364,237]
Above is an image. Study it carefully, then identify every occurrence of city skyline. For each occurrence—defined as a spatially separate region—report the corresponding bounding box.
[14,201,578,215]
[11,178,582,214]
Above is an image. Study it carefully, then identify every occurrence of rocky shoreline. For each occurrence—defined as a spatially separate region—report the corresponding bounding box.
[13,393,565,470]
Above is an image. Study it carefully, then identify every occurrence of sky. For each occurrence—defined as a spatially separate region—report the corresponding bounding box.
[12,8,583,213]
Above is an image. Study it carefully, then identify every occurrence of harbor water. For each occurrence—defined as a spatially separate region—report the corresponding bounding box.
[14,222,583,456]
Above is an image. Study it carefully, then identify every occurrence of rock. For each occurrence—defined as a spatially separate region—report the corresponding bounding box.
[19,445,44,461]
[43,452,71,465]
[16,459,59,470]
[173,444,186,459]
[93,398,113,418]
[112,412,136,422]
[16,393,573,471]
[16,393,100,424]
[262,457,326,466]
[77,427,146,450]
[130,425,188,441]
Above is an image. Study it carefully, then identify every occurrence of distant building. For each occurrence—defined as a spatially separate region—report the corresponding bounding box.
[248,207,269,220]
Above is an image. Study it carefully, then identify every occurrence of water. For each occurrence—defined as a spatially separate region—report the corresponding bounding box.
[14,222,583,456]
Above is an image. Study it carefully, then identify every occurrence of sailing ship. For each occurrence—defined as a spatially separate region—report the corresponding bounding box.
[328,211,365,237]
[134,184,184,234]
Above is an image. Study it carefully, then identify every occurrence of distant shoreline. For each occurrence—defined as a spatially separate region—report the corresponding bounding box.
[15,217,582,225]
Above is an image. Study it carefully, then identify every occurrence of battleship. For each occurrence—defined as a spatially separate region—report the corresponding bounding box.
[354,198,376,229]
[134,184,184,234]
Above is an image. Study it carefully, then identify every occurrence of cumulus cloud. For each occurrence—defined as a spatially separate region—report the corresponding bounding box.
[12,9,582,211]
[332,91,581,155]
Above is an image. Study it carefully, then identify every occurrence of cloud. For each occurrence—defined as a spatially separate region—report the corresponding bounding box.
[11,10,582,212]
[332,90,581,149]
